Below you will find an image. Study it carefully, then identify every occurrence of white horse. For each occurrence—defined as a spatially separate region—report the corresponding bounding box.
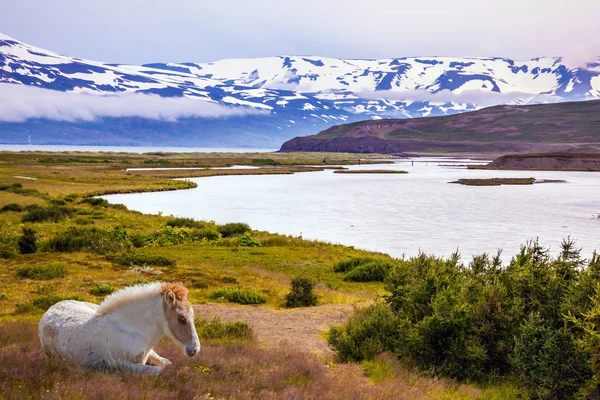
[38,282,200,374]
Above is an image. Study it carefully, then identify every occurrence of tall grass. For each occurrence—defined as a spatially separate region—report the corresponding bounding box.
[209,288,268,304]
[16,263,67,280]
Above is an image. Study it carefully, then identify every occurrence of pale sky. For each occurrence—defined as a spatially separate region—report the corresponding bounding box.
[2,0,599,65]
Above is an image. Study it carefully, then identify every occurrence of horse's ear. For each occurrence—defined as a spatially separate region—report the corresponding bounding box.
[164,289,176,306]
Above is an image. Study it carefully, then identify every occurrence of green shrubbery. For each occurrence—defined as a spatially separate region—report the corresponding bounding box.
[89,282,116,296]
[18,227,38,254]
[0,203,24,212]
[22,204,74,223]
[285,277,319,307]
[165,217,205,229]
[16,263,66,280]
[328,240,600,398]
[333,257,396,282]
[195,317,254,342]
[238,232,261,247]
[218,222,251,238]
[0,223,19,258]
[16,294,83,313]
[43,226,131,254]
[209,287,268,304]
[106,252,175,267]
[80,197,110,207]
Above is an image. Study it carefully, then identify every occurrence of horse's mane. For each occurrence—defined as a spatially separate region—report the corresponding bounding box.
[95,282,188,316]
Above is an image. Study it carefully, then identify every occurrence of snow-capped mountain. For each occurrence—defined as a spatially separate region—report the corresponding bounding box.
[1,32,599,147]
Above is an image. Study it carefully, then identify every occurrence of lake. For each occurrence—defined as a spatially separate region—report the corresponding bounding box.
[103,158,600,263]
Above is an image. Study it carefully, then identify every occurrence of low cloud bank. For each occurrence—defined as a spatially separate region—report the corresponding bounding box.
[357,89,563,107]
[0,84,263,123]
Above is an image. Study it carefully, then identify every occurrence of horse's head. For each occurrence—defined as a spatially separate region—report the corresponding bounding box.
[161,284,200,357]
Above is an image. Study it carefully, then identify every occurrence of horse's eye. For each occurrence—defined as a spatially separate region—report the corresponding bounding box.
[177,316,187,325]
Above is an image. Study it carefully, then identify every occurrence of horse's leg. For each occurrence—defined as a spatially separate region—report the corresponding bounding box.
[146,349,172,369]
[114,360,162,375]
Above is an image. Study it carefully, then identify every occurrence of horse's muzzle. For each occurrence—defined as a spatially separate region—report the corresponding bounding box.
[185,343,199,357]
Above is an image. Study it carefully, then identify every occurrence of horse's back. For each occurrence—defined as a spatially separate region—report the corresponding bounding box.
[39,300,100,358]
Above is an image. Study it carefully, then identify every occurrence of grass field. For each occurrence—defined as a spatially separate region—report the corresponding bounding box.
[0,150,520,399]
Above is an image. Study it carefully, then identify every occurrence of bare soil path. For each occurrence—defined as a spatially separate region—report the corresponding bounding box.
[195,303,354,357]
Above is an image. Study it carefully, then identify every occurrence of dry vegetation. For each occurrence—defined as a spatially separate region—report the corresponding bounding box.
[0,150,518,399]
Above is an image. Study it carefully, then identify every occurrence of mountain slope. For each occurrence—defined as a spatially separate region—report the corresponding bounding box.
[279,99,600,154]
[1,33,600,147]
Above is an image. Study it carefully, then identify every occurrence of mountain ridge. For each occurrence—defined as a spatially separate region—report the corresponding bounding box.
[279,99,600,155]
[1,33,599,147]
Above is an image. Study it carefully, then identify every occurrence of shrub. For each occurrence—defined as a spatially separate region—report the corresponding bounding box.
[15,294,84,313]
[43,226,131,254]
[343,260,393,282]
[106,252,175,267]
[220,276,238,284]
[1,203,24,212]
[195,227,221,241]
[195,317,253,341]
[22,205,74,223]
[218,222,251,238]
[333,257,380,273]
[166,217,204,229]
[89,283,116,296]
[328,303,404,362]
[251,158,280,166]
[80,197,110,207]
[191,279,209,289]
[0,222,19,258]
[16,263,66,280]
[512,314,592,399]
[238,232,261,247]
[18,227,38,254]
[64,194,79,203]
[285,277,319,307]
[209,287,268,304]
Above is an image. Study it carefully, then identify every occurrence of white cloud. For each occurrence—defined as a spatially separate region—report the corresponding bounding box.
[358,89,563,107]
[2,0,599,64]
[0,84,264,122]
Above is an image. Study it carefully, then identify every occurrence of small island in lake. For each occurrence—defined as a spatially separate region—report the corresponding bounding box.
[472,152,600,171]
[450,177,566,186]
[333,169,408,174]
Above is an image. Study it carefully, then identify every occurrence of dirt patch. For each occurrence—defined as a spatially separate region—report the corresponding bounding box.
[195,303,354,357]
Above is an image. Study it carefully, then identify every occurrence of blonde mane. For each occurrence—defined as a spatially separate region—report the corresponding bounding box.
[96,282,163,316]
[95,282,190,316]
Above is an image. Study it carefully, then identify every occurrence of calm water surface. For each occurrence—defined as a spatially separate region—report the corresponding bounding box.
[104,159,600,262]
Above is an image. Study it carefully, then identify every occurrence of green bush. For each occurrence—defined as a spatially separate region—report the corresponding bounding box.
[106,252,175,267]
[512,314,592,399]
[209,287,267,304]
[81,197,110,207]
[343,260,393,282]
[285,277,319,307]
[89,283,116,296]
[18,227,38,254]
[194,227,221,241]
[328,303,404,362]
[218,222,251,238]
[220,276,238,284]
[1,203,24,212]
[0,223,19,258]
[191,279,209,289]
[328,241,600,393]
[333,257,380,273]
[17,294,84,313]
[251,158,280,166]
[64,194,79,203]
[238,232,261,247]
[43,226,131,254]
[166,217,205,229]
[195,317,253,341]
[22,205,74,223]
[16,263,66,280]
